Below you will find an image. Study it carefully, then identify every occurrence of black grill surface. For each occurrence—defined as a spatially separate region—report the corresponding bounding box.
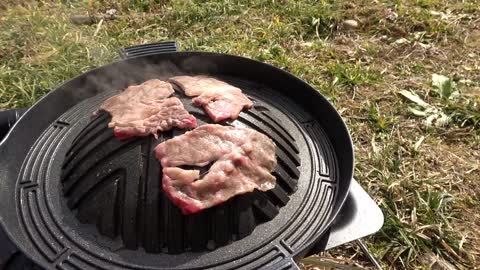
[14,75,339,269]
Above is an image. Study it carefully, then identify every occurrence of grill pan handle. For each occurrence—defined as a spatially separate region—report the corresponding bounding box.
[118,41,178,59]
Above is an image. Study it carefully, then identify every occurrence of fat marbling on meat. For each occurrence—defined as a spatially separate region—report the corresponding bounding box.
[96,79,197,139]
[155,124,277,214]
[169,76,253,122]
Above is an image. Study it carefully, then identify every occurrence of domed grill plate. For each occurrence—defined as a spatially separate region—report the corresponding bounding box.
[60,84,301,253]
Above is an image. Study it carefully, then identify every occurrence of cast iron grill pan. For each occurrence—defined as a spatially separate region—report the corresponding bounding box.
[0,47,353,270]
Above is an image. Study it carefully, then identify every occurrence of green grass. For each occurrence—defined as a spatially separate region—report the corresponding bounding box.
[367,102,392,134]
[327,62,382,89]
[1,1,480,269]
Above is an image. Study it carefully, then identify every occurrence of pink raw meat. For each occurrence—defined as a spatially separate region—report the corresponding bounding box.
[169,75,253,122]
[168,75,231,97]
[96,79,197,139]
[155,124,277,214]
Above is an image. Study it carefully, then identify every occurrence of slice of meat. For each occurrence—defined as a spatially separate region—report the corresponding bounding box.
[169,75,253,122]
[155,124,277,214]
[97,79,197,139]
[192,88,253,122]
[100,79,174,110]
[111,97,197,139]
[169,75,232,97]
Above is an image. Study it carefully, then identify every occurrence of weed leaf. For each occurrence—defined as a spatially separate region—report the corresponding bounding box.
[399,90,430,108]
[432,74,458,100]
